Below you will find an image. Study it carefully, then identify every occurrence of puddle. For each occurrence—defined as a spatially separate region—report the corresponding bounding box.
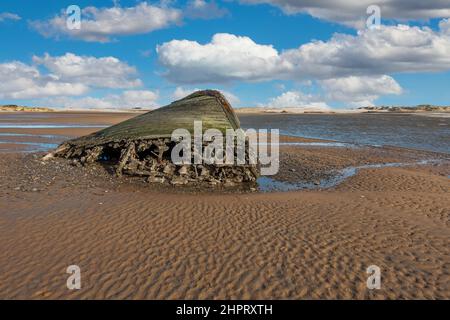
[0,141,59,153]
[255,142,359,148]
[413,113,450,118]
[0,124,107,129]
[0,133,68,139]
[258,159,446,192]
[0,133,70,152]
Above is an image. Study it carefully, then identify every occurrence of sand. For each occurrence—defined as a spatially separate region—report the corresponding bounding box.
[0,112,449,300]
[0,111,137,138]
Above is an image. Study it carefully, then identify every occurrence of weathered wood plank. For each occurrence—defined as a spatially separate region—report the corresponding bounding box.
[67,90,240,147]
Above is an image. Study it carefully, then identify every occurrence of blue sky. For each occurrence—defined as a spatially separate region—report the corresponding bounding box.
[1,0,450,109]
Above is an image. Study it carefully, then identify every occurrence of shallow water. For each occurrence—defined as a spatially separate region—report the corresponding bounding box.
[0,133,68,139]
[0,112,448,155]
[240,113,450,154]
[0,124,106,129]
[0,141,59,153]
[0,132,70,152]
[0,114,107,152]
[256,141,359,148]
[257,159,447,192]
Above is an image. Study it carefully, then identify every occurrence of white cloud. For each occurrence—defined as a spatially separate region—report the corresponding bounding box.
[320,75,403,106]
[172,87,240,105]
[158,23,450,85]
[117,90,159,108]
[266,76,402,108]
[0,62,88,99]
[0,53,143,100]
[185,0,229,19]
[0,12,21,22]
[220,91,240,106]
[172,87,198,100]
[45,90,159,110]
[158,33,290,83]
[240,0,450,27]
[266,91,330,110]
[31,2,182,42]
[157,23,450,104]
[440,18,450,34]
[33,53,142,89]
[282,23,450,79]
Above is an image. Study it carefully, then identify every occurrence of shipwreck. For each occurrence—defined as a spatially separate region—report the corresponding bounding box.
[49,90,260,186]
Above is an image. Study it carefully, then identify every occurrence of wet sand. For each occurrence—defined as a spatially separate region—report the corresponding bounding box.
[0,112,449,299]
[0,112,137,153]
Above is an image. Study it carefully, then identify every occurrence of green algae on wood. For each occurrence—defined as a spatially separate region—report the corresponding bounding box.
[68,90,241,147]
[50,90,259,187]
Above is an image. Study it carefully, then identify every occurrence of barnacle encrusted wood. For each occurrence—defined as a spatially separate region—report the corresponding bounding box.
[51,90,259,186]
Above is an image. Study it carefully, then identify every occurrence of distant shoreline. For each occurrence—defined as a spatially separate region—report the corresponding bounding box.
[236,105,450,114]
[0,105,148,113]
[1,104,449,115]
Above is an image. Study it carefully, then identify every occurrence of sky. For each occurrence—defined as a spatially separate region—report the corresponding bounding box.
[1,0,450,110]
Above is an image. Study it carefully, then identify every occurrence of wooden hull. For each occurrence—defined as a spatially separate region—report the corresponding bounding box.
[50,90,259,186]
[67,90,241,147]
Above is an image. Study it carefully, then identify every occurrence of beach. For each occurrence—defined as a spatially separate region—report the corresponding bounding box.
[0,112,449,299]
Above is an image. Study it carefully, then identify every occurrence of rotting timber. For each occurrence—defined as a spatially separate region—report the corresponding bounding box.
[50,90,260,186]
